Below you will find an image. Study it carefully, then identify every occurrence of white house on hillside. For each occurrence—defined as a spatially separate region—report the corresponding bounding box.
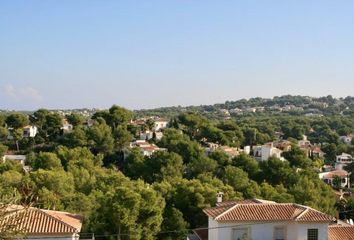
[7,125,38,140]
[253,143,284,161]
[154,118,169,131]
[298,135,311,148]
[61,119,73,133]
[130,140,165,157]
[203,198,335,240]
[23,125,38,138]
[335,153,353,170]
[2,154,26,165]
[319,170,350,188]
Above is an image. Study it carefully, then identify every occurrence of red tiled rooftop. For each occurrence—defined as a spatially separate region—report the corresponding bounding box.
[204,199,334,223]
[0,206,82,235]
[328,225,354,240]
[324,170,349,178]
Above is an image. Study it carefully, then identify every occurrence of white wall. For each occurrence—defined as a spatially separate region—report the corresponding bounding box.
[27,234,77,240]
[208,220,328,240]
[154,121,168,131]
[296,223,328,240]
[208,217,219,240]
[261,146,271,161]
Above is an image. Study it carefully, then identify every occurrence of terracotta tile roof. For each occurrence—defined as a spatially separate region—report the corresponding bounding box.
[0,206,82,235]
[311,146,324,153]
[204,199,334,223]
[43,210,83,232]
[324,170,349,178]
[154,118,169,122]
[203,204,234,219]
[328,225,354,240]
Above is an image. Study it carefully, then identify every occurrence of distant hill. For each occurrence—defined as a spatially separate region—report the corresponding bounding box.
[2,95,354,119]
[134,95,354,119]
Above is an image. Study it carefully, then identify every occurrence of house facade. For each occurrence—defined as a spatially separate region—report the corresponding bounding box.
[23,125,38,138]
[335,153,353,171]
[61,119,74,133]
[130,140,165,156]
[2,154,26,165]
[319,170,350,188]
[154,118,169,131]
[203,199,335,240]
[7,125,38,140]
[253,144,284,161]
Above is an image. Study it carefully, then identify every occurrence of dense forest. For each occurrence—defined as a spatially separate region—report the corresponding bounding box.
[1,95,354,239]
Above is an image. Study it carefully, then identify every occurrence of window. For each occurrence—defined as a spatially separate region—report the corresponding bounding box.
[274,226,286,240]
[233,228,249,240]
[307,229,318,240]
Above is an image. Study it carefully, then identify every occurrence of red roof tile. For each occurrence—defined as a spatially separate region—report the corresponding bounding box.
[324,170,349,178]
[0,206,82,235]
[328,225,354,240]
[204,199,334,223]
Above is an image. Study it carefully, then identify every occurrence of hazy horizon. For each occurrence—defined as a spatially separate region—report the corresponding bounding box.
[1,1,354,110]
[1,94,353,112]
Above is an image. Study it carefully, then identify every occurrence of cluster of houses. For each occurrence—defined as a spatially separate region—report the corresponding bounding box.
[2,114,354,239]
[53,108,98,118]
[130,117,169,141]
[128,117,169,156]
[202,134,354,191]
[204,135,327,164]
[204,136,306,162]
[3,117,170,168]
[6,118,76,140]
[219,102,330,119]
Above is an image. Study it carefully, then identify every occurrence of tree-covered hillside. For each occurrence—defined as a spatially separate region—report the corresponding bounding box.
[1,96,354,239]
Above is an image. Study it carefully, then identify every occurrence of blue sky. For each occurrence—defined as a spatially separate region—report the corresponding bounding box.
[1,1,354,110]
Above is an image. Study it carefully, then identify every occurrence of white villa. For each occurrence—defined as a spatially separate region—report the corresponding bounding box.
[154,118,169,131]
[335,153,353,170]
[130,140,165,157]
[319,170,350,188]
[203,198,336,240]
[23,125,38,138]
[61,119,73,133]
[7,125,38,140]
[253,143,284,161]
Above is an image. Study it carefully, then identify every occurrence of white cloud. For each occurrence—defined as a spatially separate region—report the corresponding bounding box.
[2,84,43,102]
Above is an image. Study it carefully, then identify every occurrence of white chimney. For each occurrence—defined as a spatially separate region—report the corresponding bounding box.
[243,146,251,155]
[216,192,224,203]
